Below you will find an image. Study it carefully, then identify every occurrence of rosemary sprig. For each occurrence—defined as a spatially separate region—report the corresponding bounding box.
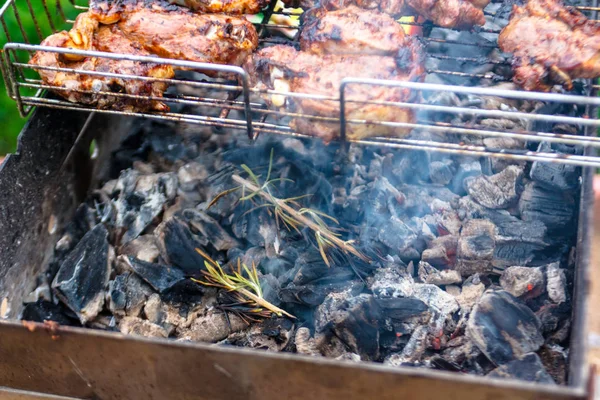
[192,248,295,319]
[209,149,369,266]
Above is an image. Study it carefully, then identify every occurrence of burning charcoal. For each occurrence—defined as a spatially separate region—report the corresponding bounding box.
[454,274,486,312]
[465,166,523,209]
[295,327,320,356]
[546,262,567,304]
[113,170,178,244]
[245,318,295,352]
[385,325,429,366]
[538,344,567,385]
[368,177,405,215]
[530,143,580,191]
[21,300,80,326]
[451,160,482,195]
[411,284,459,317]
[441,336,482,369]
[368,263,414,298]
[376,217,418,255]
[377,297,428,321]
[315,293,382,361]
[467,290,544,365]
[518,183,575,233]
[500,266,544,298]
[429,160,455,185]
[535,302,571,336]
[456,219,496,276]
[119,235,160,263]
[155,218,207,276]
[179,310,246,343]
[52,225,113,324]
[119,316,168,338]
[421,236,458,268]
[120,255,187,293]
[177,161,209,192]
[417,261,462,286]
[487,353,555,384]
[144,294,186,335]
[280,273,363,307]
[184,209,240,251]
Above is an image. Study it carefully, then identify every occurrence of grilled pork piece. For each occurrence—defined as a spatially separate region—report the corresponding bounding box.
[405,0,489,29]
[167,0,269,13]
[498,0,600,91]
[317,0,405,15]
[30,23,174,112]
[246,44,425,142]
[300,6,411,56]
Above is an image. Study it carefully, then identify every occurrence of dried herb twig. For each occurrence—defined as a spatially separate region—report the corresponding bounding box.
[192,248,295,319]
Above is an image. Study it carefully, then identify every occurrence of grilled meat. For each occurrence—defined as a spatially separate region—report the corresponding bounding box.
[317,0,405,15]
[167,0,269,13]
[301,6,411,56]
[405,0,489,29]
[30,23,174,112]
[79,0,258,69]
[498,0,600,91]
[246,44,425,142]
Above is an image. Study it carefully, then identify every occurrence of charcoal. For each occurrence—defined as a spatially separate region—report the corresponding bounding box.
[451,160,482,195]
[456,219,496,276]
[538,344,567,385]
[367,264,414,298]
[119,235,160,263]
[421,236,457,268]
[228,247,266,271]
[177,161,209,192]
[441,337,481,368]
[535,302,571,336]
[52,225,113,324]
[487,353,555,384]
[315,293,382,361]
[245,318,295,352]
[107,274,128,316]
[482,137,526,173]
[120,255,186,293]
[376,217,418,254]
[143,294,186,335]
[184,209,240,251]
[530,143,580,191]
[377,297,428,320]
[467,290,544,365]
[518,183,575,233]
[179,310,246,343]
[454,274,485,312]
[119,316,168,338]
[429,160,455,185]
[385,325,429,366]
[417,261,462,286]
[155,218,207,276]
[21,300,80,326]
[500,266,545,298]
[294,327,320,356]
[279,279,363,307]
[465,166,523,209]
[546,262,567,304]
[368,177,405,215]
[109,272,153,318]
[23,281,52,304]
[411,284,459,316]
[113,170,178,244]
[231,207,280,249]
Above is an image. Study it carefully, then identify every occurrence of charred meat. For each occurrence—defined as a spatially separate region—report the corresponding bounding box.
[167,0,270,13]
[498,0,600,91]
[30,19,174,112]
[246,44,425,142]
[300,5,411,56]
[317,0,405,15]
[405,0,489,29]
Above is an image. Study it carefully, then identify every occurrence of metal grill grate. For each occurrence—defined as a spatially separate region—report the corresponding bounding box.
[1,0,600,166]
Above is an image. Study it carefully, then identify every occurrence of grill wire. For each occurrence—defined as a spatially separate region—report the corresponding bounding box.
[1,0,600,166]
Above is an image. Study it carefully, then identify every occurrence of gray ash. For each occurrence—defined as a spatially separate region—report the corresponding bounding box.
[19,97,582,385]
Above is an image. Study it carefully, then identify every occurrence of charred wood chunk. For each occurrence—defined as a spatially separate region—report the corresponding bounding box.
[52,225,112,324]
[535,302,571,337]
[179,310,246,343]
[451,160,482,195]
[119,316,169,339]
[465,166,523,209]
[155,218,207,276]
[411,283,459,316]
[245,318,295,352]
[421,235,458,268]
[418,261,462,286]
[518,182,575,234]
[487,353,555,384]
[377,297,428,321]
[538,344,567,385]
[21,300,80,326]
[183,209,240,252]
[530,142,580,191]
[279,279,363,307]
[119,234,160,263]
[376,217,418,254]
[429,159,455,185]
[456,219,496,276]
[315,293,382,361]
[108,271,153,318]
[499,266,545,298]
[368,177,406,215]
[467,290,544,366]
[545,262,567,304]
[120,255,185,293]
[113,170,178,245]
[367,264,414,299]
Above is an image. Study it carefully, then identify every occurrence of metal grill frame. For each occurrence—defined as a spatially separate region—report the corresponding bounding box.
[1,0,600,166]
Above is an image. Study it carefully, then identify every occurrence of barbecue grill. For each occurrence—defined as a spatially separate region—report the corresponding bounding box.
[0,0,596,398]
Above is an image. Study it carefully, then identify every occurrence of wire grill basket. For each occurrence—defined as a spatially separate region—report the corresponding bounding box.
[1,0,600,166]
